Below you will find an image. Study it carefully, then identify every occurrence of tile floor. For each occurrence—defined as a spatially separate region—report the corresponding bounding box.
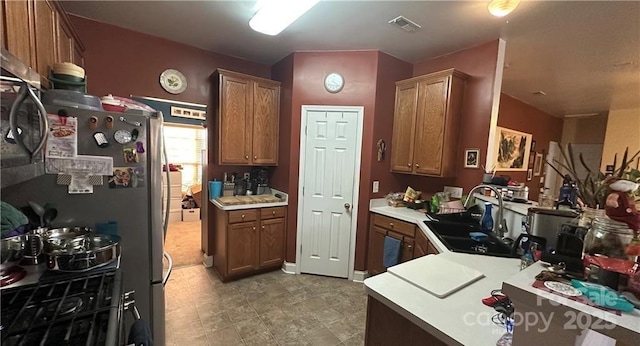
[165,265,367,346]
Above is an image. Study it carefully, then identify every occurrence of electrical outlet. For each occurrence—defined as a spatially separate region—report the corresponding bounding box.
[444,186,463,199]
[373,181,379,193]
[243,173,250,180]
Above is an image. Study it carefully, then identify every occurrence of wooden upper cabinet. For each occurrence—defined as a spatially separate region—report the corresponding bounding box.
[33,0,56,87]
[390,69,468,177]
[216,69,280,166]
[55,15,73,63]
[390,82,418,173]
[252,81,279,165]
[3,0,34,68]
[220,74,252,164]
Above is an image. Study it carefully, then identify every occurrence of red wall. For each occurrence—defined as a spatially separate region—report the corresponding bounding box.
[497,93,564,201]
[69,15,270,105]
[413,40,501,194]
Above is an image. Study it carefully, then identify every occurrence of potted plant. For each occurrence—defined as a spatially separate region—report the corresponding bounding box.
[546,145,640,225]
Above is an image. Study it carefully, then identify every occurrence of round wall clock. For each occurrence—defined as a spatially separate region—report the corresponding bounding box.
[324,72,344,93]
[160,69,187,94]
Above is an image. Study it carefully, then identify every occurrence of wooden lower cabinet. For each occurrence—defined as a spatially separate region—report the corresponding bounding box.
[214,206,286,281]
[365,296,447,346]
[367,213,439,276]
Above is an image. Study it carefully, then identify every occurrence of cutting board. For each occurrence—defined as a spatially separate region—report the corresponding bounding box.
[387,255,485,298]
[216,195,282,206]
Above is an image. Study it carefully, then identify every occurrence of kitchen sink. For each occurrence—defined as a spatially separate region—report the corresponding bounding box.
[424,220,517,258]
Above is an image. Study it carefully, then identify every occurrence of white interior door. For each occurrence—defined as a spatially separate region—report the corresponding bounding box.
[299,107,361,278]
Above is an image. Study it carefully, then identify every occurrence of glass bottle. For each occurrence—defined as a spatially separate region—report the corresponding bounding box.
[583,217,634,259]
[481,202,494,233]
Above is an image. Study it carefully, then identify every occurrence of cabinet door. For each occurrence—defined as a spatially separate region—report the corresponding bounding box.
[413,76,449,176]
[390,82,418,173]
[259,218,285,268]
[3,0,34,68]
[55,15,72,63]
[367,225,387,276]
[413,230,429,259]
[72,41,84,67]
[34,0,56,86]
[427,241,439,255]
[227,221,258,276]
[400,237,414,263]
[219,74,251,165]
[251,81,279,165]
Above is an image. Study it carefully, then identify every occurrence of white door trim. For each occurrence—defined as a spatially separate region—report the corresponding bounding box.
[296,105,364,280]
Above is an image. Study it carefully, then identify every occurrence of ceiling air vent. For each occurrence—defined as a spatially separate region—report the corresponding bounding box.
[388,16,421,32]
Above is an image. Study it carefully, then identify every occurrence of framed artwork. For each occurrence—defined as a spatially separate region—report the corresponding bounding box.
[528,152,535,167]
[493,126,533,172]
[464,149,480,168]
[531,140,536,152]
[533,153,543,176]
[526,168,533,181]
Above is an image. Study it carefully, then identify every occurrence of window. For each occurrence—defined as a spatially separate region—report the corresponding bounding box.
[163,124,206,192]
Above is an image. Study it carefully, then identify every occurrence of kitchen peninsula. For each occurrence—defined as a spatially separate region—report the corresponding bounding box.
[365,201,640,345]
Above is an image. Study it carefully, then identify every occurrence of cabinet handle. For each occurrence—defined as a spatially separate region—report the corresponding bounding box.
[245,155,249,159]
[407,245,413,250]
[254,155,257,160]
[262,226,265,229]
[241,214,245,219]
[389,222,394,227]
[415,163,420,168]
[253,227,256,230]
[407,163,411,167]
[272,211,276,215]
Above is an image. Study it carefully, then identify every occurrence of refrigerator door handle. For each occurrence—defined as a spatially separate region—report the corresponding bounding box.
[27,85,49,162]
[162,131,170,239]
[162,251,173,287]
[9,84,49,163]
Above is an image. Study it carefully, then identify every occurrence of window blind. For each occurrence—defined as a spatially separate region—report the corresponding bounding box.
[163,124,206,192]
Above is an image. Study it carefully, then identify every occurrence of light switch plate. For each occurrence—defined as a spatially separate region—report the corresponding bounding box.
[243,173,250,180]
[444,186,463,199]
[373,181,379,193]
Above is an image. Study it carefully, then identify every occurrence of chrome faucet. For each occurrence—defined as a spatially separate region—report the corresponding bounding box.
[463,184,508,238]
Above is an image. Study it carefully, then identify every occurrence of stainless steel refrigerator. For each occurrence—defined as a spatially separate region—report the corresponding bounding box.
[1,101,171,343]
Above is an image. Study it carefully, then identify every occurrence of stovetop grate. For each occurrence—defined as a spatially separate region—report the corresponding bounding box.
[1,269,121,346]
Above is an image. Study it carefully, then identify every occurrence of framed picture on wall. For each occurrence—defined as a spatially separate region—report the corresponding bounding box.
[464,149,480,168]
[528,152,535,167]
[493,126,533,172]
[531,140,536,152]
[533,153,543,176]
[527,168,533,181]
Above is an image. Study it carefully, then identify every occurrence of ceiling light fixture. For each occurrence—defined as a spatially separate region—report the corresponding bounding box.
[487,0,520,17]
[249,0,320,36]
[564,113,600,118]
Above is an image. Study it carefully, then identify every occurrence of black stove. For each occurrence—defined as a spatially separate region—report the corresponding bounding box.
[0,267,123,346]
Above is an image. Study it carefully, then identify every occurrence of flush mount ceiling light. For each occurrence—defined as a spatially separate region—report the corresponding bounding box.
[487,0,520,17]
[249,0,320,36]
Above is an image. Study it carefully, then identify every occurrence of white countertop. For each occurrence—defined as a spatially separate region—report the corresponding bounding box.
[210,189,288,210]
[367,201,639,344]
[365,252,521,345]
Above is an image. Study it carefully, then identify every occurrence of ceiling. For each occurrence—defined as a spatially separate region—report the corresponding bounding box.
[63,1,640,117]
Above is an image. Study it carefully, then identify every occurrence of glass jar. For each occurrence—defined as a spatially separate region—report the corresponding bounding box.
[583,217,634,259]
[578,207,605,228]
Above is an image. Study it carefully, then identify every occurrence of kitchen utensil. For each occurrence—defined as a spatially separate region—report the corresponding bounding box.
[42,208,58,228]
[28,201,45,227]
[45,234,121,272]
[43,227,93,253]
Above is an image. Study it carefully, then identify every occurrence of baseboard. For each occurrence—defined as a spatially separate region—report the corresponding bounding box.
[281,262,296,274]
[202,255,213,268]
[352,270,368,283]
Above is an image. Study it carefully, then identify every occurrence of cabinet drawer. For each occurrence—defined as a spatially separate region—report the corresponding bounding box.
[372,214,415,237]
[228,209,258,224]
[261,207,285,220]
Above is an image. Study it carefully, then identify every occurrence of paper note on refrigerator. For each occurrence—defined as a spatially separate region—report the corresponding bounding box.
[46,155,113,175]
[45,114,78,158]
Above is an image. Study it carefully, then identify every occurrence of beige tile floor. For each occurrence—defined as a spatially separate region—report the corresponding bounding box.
[165,265,367,346]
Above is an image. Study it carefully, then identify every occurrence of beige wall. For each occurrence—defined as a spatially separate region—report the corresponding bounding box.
[561,115,608,145]
[601,108,640,171]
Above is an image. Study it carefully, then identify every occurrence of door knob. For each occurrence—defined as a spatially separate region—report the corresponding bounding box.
[344,203,351,210]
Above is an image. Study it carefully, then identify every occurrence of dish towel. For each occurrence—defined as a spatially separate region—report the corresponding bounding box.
[383,236,402,268]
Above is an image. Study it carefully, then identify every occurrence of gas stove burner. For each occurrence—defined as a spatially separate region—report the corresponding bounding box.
[0,266,26,287]
[41,296,85,321]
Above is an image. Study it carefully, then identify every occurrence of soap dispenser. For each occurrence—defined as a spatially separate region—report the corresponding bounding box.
[481,202,494,233]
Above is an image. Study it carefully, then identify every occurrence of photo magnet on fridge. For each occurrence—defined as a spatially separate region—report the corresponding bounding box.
[123,148,139,163]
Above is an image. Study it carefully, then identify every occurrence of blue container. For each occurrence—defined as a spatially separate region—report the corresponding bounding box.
[481,203,494,233]
[96,221,118,236]
[209,181,222,199]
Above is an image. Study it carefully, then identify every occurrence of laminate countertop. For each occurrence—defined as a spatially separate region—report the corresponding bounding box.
[210,189,288,210]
